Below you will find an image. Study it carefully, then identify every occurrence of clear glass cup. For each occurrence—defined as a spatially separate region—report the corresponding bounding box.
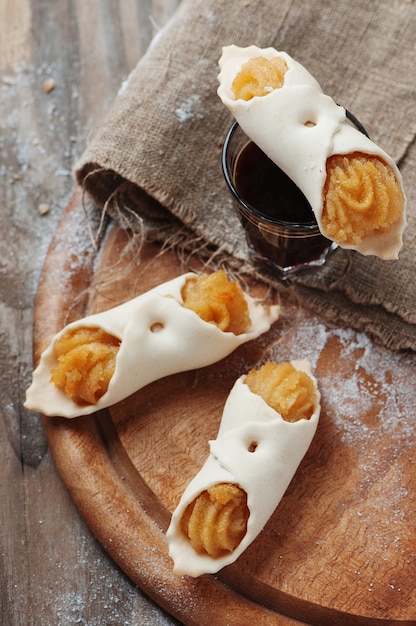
[222,121,336,278]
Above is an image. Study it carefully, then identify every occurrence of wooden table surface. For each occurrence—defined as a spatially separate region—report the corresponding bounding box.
[0,2,182,625]
[3,3,416,626]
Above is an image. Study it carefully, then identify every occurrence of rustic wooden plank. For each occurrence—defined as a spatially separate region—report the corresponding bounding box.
[0,2,181,625]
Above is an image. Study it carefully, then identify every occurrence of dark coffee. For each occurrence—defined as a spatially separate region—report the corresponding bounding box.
[231,140,333,272]
[234,141,315,224]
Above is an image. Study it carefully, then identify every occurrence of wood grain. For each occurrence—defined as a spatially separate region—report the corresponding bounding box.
[34,191,416,626]
[0,2,182,625]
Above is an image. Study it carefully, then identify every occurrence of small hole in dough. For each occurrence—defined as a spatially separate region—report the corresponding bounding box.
[304,120,316,127]
[150,322,164,333]
[248,441,258,453]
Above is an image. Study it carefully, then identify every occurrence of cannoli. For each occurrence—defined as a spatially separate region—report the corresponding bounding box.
[218,45,406,259]
[166,359,320,577]
[24,271,279,418]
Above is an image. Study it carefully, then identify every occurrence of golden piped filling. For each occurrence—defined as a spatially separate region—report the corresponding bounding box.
[245,360,316,422]
[322,152,404,245]
[181,483,249,558]
[50,327,121,405]
[181,361,317,558]
[181,270,251,335]
[231,55,288,100]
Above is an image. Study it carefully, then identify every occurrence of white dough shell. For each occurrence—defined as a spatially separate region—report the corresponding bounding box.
[218,45,407,260]
[24,273,279,418]
[166,359,320,577]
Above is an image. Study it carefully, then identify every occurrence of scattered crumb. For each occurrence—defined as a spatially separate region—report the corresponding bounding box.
[43,78,56,93]
[38,203,49,216]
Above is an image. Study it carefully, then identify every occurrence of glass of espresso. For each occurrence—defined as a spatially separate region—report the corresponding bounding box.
[222,121,336,278]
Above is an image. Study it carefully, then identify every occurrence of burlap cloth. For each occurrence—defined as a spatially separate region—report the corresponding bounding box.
[75,0,416,355]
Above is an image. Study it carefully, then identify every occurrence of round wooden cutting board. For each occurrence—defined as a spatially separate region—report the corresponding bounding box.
[32,190,416,626]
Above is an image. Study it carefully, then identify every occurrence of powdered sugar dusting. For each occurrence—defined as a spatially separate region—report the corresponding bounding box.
[318,326,415,446]
[175,94,204,122]
[262,305,414,476]
[269,308,416,446]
